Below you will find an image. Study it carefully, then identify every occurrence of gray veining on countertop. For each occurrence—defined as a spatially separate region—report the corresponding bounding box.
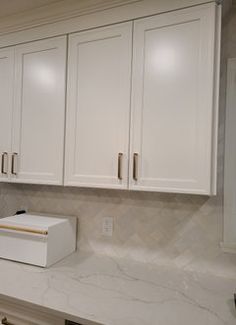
[0,252,235,325]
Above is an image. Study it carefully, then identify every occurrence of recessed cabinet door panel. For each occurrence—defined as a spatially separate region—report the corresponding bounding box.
[65,23,132,188]
[12,37,66,185]
[130,5,216,194]
[0,48,14,182]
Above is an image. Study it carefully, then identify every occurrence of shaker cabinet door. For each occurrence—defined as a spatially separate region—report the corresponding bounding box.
[129,4,218,194]
[65,22,132,189]
[0,48,14,182]
[11,36,67,185]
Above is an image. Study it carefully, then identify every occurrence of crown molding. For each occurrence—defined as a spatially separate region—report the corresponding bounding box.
[0,0,141,36]
[0,0,217,47]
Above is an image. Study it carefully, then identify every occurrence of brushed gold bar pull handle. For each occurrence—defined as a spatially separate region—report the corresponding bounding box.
[0,224,48,236]
[11,152,18,175]
[133,153,138,181]
[118,153,123,180]
[1,152,8,174]
[2,317,15,325]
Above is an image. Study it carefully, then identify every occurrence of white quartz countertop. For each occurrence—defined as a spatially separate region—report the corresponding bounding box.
[0,252,235,325]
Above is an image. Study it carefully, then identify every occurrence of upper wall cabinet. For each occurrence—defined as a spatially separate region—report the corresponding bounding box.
[0,48,14,182]
[129,4,220,195]
[0,2,220,194]
[0,36,67,185]
[65,23,132,189]
[65,3,220,195]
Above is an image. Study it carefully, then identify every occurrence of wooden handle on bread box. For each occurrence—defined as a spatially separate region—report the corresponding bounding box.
[0,224,48,235]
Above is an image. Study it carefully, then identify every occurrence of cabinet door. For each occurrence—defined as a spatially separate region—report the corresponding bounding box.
[11,36,67,185]
[65,23,132,189]
[130,4,217,194]
[0,48,14,182]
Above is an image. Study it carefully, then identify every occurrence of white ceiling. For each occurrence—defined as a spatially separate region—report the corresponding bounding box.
[0,0,63,18]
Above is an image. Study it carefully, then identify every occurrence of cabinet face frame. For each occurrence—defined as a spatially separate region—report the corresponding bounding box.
[65,22,133,189]
[128,3,219,195]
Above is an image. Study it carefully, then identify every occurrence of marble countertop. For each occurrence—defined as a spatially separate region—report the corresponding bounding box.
[0,252,235,325]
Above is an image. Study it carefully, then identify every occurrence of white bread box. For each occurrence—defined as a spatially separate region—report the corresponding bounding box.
[0,213,77,267]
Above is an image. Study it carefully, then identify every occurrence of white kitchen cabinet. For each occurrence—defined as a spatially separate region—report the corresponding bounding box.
[0,299,64,325]
[0,36,67,185]
[11,36,67,185]
[0,48,14,182]
[0,3,220,194]
[65,22,132,189]
[65,3,220,194]
[129,3,220,195]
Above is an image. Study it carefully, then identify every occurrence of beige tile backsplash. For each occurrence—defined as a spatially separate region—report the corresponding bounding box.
[0,183,235,277]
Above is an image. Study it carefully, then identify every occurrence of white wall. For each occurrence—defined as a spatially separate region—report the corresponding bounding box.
[223,6,236,251]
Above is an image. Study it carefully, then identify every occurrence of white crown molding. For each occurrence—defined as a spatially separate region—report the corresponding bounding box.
[0,0,216,47]
[0,0,141,36]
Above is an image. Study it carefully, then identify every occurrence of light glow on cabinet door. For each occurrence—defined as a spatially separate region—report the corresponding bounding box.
[151,44,178,75]
[31,64,56,89]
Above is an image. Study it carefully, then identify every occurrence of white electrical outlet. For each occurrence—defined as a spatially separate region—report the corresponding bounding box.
[102,217,113,237]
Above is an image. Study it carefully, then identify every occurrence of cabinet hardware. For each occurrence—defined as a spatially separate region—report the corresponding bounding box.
[118,153,123,180]
[1,152,8,174]
[2,317,14,325]
[0,224,48,235]
[133,153,138,181]
[11,153,18,175]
